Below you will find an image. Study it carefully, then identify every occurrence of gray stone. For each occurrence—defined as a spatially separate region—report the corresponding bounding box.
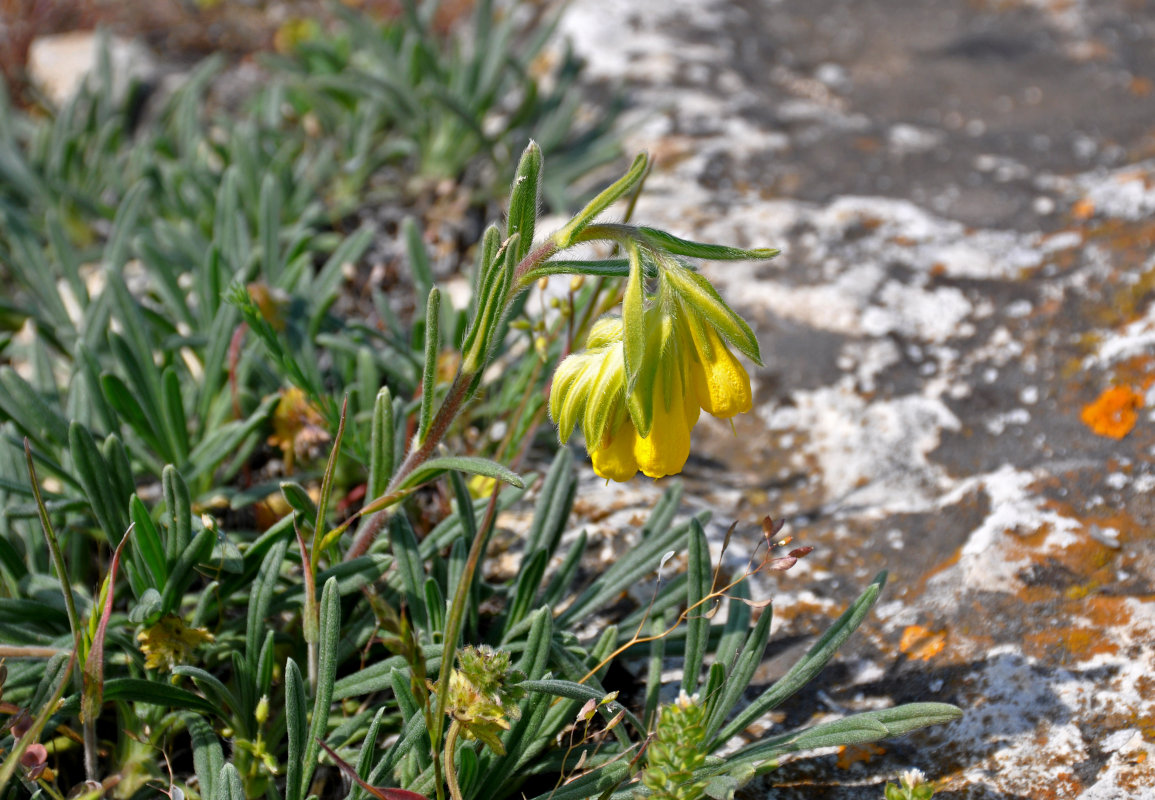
[560,0,1155,795]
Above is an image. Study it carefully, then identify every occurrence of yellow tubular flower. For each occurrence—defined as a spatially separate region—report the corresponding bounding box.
[632,358,696,479]
[591,419,638,482]
[551,301,747,482]
[686,321,752,418]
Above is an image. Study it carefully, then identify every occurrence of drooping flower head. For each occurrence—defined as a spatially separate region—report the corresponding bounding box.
[550,258,759,482]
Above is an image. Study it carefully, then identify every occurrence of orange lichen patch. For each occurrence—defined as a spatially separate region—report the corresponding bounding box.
[1071,198,1096,220]
[1017,597,1138,662]
[899,624,947,661]
[1026,626,1121,660]
[1084,595,1135,629]
[835,743,885,769]
[1130,76,1154,97]
[1080,385,1143,439]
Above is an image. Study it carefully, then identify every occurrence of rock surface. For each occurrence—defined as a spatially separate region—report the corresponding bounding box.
[559,0,1155,797]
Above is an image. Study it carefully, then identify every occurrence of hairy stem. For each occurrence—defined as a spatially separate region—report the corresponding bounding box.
[444,721,464,800]
[344,235,561,562]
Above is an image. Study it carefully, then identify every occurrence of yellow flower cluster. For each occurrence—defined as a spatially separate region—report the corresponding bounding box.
[136,614,215,670]
[550,298,752,482]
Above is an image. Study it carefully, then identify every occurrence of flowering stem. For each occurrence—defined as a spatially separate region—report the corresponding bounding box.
[431,487,502,783]
[344,235,561,562]
[342,370,471,562]
[512,240,558,289]
[444,721,464,800]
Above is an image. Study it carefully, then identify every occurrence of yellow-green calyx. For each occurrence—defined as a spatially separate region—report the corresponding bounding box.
[641,690,709,800]
[549,268,754,482]
[440,645,525,755]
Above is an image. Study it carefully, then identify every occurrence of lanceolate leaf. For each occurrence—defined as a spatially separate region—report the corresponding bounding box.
[711,572,887,747]
[397,456,524,492]
[507,141,542,262]
[553,152,648,248]
[637,227,779,261]
[728,703,963,766]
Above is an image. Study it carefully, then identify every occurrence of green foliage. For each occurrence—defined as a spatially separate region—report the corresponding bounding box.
[267,1,621,212]
[0,12,959,800]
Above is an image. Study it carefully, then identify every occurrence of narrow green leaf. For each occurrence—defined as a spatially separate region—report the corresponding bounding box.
[260,172,282,282]
[730,703,963,765]
[644,611,671,729]
[503,548,547,636]
[516,606,552,680]
[25,441,83,659]
[638,227,779,261]
[713,572,886,746]
[682,518,710,695]
[507,141,542,262]
[389,515,427,631]
[351,707,388,800]
[367,387,395,500]
[417,287,440,444]
[100,372,168,457]
[517,258,630,284]
[705,601,773,742]
[311,396,348,566]
[161,525,214,616]
[525,446,575,557]
[404,217,434,312]
[104,181,149,273]
[520,680,644,737]
[67,678,221,716]
[280,481,319,519]
[162,367,190,462]
[256,630,276,698]
[0,367,69,448]
[424,577,445,636]
[187,714,224,800]
[69,421,129,547]
[102,434,134,510]
[301,577,341,796]
[397,455,524,492]
[246,539,288,665]
[214,763,245,800]
[163,465,193,562]
[553,152,648,248]
[716,579,752,677]
[172,666,242,719]
[285,658,307,800]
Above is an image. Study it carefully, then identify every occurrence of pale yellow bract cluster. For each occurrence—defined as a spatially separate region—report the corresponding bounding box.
[550,290,752,482]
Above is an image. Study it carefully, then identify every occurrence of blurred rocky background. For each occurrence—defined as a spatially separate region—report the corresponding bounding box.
[5,0,1154,797]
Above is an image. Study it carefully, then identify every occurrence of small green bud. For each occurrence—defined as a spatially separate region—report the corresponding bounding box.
[255,695,270,725]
